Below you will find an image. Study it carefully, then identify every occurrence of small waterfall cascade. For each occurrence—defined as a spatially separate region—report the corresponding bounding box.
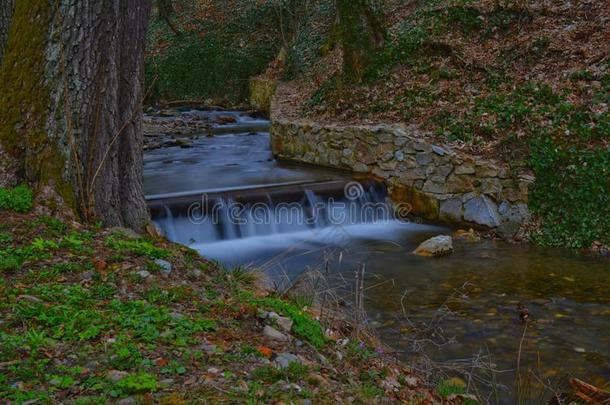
[148,180,394,247]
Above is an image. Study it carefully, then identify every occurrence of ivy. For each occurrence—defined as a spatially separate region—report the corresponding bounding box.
[530,140,610,248]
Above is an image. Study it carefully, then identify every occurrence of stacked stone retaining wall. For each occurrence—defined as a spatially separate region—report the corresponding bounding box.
[270,119,533,236]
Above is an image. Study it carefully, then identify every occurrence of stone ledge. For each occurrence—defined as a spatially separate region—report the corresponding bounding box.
[270,117,533,231]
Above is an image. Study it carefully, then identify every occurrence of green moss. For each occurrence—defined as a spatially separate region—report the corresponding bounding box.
[0,1,73,209]
[0,0,50,155]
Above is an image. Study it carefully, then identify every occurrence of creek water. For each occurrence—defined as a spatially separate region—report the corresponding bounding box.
[144,111,610,403]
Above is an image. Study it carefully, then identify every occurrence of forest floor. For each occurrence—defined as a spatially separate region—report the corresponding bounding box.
[284,0,609,163]
[0,200,461,404]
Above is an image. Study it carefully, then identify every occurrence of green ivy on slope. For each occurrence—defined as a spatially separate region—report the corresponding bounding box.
[530,141,610,249]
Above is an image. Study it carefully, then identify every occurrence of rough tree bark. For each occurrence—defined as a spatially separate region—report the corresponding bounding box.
[0,0,14,62]
[0,0,152,230]
[336,0,386,82]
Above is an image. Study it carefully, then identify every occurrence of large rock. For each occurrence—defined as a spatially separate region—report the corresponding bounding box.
[413,235,453,257]
[439,198,463,222]
[496,221,521,239]
[498,201,530,223]
[463,196,501,227]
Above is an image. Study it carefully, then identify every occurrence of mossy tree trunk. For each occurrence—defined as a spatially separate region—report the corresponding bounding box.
[336,0,386,82]
[0,0,14,62]
[0,0,152,230]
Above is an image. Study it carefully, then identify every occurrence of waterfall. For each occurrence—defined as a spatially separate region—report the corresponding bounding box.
[149,180,392,246]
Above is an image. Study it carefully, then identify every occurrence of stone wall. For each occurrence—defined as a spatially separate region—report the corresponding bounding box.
[270,119,534,237]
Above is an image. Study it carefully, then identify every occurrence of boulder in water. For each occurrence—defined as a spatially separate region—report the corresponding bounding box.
[413,235,453,257]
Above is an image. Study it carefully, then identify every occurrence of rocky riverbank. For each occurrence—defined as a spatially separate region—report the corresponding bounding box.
[142,107,268,151]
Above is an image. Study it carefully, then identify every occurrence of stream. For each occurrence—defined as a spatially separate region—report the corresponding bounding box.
[143,109,610,403]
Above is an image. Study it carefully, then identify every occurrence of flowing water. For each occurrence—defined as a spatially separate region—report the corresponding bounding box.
[144,111,610,402]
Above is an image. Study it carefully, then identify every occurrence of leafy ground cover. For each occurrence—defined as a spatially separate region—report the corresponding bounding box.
[0,187,448,404]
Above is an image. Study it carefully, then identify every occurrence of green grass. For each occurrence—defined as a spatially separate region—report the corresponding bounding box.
[0,185,33,213]
[105,235,170,259]
[253,362,310,384]
[248,294,327,349]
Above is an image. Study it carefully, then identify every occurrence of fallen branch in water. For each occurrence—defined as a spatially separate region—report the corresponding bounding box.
[570,378,610,404]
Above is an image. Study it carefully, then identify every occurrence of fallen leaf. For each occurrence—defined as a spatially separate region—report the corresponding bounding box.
[257,346,273,358]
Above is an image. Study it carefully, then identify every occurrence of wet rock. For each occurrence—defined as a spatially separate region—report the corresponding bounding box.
[439,198,463,222]
[82,271,94,281]
[499,202,530,223]
[463,195,501,228]
[176,138,193,149]
[216,115,237,124]
[413,235,453,257]
[263,325,288,341]
[162,139,179,148]
[496,221,521,239]
[453,228,481,242]
[275,352,300,369]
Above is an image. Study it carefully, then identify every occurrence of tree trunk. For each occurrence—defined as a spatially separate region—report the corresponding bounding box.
[336,0,386,82]
[0,0,152,230]
[0,0,13,63]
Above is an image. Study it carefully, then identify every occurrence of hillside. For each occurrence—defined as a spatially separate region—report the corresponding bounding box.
[272,0,610,250]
